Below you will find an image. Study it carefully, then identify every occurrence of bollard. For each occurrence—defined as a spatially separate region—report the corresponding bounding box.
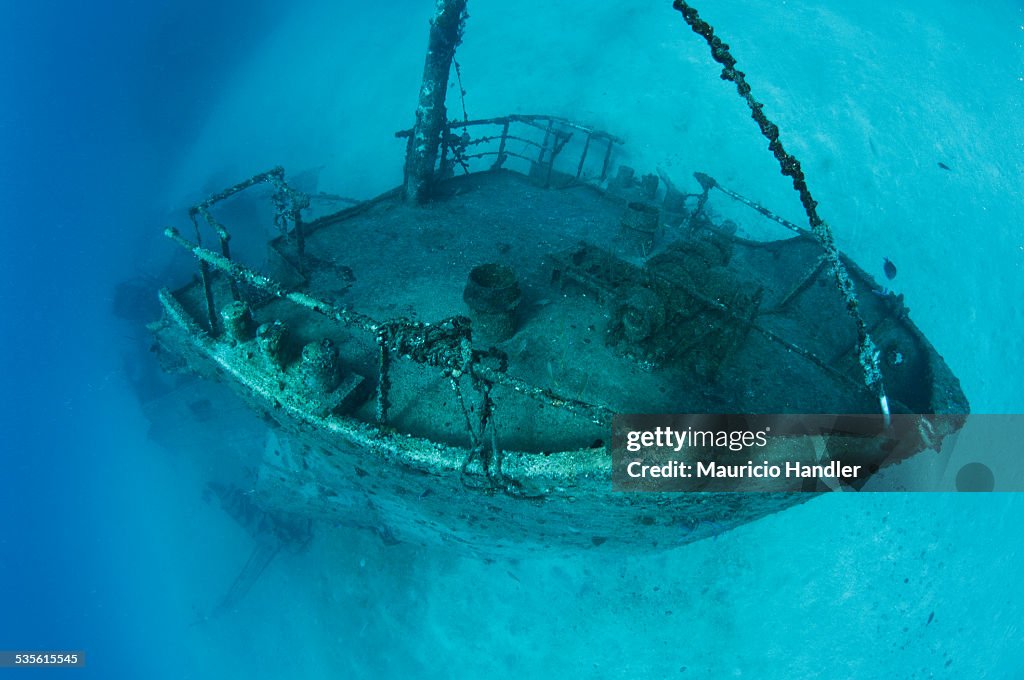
[301,338,342,393]
[221,301,255,342]
[256,321,287,367]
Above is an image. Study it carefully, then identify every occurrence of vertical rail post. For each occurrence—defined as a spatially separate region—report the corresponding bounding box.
[544,130,560,189]
[575,133,593,179]
[189,210,219,333]
[219,233,240,301]
[376,336,391,425]
[537,118,554,165]
[492,119,510,170]
[599,138,614,182]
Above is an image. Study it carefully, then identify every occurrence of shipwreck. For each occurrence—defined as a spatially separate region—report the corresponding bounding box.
[149,0,969,554]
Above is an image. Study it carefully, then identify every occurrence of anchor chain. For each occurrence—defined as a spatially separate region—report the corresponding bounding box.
[673,0,889,422]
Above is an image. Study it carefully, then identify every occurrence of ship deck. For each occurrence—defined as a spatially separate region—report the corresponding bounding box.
[169,168,953,455]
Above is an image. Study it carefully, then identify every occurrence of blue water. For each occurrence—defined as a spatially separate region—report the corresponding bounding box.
[1,0,1021,677]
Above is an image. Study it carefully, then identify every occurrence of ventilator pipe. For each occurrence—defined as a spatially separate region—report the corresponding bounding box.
[463,263,521,344]
[301,339,343,393]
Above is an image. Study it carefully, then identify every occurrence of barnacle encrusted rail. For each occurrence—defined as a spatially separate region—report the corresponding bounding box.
[397,114,623,189]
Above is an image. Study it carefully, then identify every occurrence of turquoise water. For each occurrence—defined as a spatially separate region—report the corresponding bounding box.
[1,0,1021,677]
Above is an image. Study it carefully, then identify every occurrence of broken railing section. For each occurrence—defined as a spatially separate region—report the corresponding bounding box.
[628,167,810,244]
[165,226,377,333]
[398,114,623,190]
[684,172,811,238]
[186,167,310,331]
[404,0,470,204]
[673,0,890,422]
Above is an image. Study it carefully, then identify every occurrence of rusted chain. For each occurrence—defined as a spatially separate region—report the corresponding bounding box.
[672,0,888,421]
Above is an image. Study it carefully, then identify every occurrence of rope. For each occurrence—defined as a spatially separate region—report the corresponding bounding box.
[672,0,889,422]
[453,59,470,124]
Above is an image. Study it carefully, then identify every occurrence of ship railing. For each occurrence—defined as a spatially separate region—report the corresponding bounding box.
[181,166,312,332]
[164,225,613,428]
[396,114,623,188]
[165,181,615,437]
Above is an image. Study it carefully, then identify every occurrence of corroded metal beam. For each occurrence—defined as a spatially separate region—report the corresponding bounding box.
[404,0,469,203]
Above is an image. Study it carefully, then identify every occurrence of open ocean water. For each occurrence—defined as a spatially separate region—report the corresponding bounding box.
[1,0,1022,677]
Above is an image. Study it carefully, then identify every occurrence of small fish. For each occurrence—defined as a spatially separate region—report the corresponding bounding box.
[938,162,952,171]
[926,611,935,625]
[883,257,897,280]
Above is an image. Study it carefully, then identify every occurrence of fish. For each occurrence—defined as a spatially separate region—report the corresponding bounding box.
[937,162,952,171]
[883,257,897,280]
